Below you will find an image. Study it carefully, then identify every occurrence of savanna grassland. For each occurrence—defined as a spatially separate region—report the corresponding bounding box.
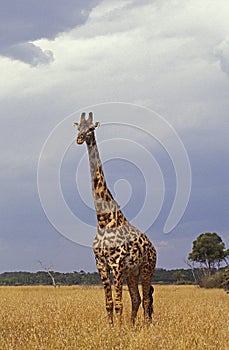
[0,285,228,350]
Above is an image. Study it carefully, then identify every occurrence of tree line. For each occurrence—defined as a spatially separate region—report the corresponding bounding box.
[0,268,227,288]
[0,269,196,286]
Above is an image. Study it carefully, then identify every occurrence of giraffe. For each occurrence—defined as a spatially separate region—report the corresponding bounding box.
[74,112,157,326]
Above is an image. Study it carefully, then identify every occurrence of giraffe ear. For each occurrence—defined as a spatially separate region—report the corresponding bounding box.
[94,121,100,128]
[73,122,78,128]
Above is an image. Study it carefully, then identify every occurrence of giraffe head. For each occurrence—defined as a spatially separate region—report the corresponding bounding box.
[73,112,100,144]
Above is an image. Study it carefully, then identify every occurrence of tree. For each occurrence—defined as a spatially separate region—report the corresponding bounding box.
[38,261,58,288]
[188,232,228,276]
[172,270,185,284]
[224,249,229,265]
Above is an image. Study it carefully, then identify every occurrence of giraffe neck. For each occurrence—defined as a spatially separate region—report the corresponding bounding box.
[86,133,128,229]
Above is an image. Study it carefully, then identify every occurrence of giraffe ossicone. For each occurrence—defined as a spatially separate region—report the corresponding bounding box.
[74,112,157,326]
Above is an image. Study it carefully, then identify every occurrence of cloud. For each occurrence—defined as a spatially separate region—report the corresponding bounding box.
[214,39,229,76]
[0,0,100,65]
[2,42,54,66]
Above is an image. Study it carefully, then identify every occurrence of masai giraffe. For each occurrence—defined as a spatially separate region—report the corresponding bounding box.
[74,112,156,326]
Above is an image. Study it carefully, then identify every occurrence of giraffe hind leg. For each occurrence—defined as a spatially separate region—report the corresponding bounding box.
[141,261,155,324]
[141,244,156,324]
[141,274,154,324]
[126,270,141,325]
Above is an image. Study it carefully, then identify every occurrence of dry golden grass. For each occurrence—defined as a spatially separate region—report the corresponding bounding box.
[0,285,228,350]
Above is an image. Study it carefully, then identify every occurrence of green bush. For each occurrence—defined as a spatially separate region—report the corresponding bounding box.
[198,271,224,289]
[222,267,229,291]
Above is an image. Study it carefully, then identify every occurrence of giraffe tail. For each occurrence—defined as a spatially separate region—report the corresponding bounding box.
[149,285,154,302]
[149,285,154,317]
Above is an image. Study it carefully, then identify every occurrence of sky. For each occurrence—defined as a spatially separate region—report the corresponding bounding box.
[0,0,228,272]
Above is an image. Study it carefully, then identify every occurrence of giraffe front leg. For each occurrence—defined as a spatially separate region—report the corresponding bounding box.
[113,271,124,327]
[96,259,114,325]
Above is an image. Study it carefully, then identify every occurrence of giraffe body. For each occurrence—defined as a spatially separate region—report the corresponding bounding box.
[74,112,156,325]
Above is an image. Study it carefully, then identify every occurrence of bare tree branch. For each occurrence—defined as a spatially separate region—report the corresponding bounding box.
[38,260,57,288]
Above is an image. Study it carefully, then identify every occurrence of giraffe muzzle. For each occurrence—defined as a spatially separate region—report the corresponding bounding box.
[77,137,84,144]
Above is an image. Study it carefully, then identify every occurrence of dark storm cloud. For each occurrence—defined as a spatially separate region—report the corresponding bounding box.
[1,42,54,66]
[0,0,100,65]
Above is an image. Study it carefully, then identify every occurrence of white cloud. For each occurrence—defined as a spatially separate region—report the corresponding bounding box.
[1,0,229,149]
[33,1,229,130]
[0,0,228,148]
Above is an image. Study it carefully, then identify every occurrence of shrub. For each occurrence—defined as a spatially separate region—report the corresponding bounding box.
[198,271,224,288]
[222,267,229,292]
